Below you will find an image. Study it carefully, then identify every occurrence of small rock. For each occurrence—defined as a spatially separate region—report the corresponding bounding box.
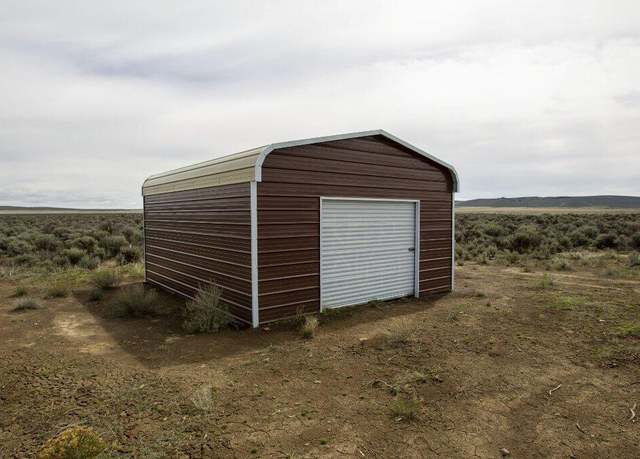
[359,337,368,344]
[500,447,510,456]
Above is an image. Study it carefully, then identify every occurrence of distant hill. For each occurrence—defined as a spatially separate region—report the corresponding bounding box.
[456,195,640,208]
[0,206,141,214]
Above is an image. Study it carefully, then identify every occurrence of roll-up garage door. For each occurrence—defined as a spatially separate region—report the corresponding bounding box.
[320,198,417,309]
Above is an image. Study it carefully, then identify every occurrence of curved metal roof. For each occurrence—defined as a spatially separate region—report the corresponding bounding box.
[142,129,459,196]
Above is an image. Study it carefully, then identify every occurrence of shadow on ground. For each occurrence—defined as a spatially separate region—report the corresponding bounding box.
[73,282,442,369]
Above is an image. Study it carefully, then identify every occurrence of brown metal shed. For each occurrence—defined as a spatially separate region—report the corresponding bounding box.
[142,130,459,327]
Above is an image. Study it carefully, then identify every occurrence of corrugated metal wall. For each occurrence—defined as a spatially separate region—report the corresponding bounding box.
[257,134,453,323]
[143,182,253,324]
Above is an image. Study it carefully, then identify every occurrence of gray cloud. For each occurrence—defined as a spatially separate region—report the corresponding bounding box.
[0,0,639,207]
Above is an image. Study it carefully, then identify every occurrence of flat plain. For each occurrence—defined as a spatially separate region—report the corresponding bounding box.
[1,210,639,457]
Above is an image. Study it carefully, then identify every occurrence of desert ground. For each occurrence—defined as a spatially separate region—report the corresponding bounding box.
[1,211,640,457]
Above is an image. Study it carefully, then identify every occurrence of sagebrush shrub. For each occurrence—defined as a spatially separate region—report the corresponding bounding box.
[595,233,617,249]
[44,281,70,298]
[111,285,158,317]
[78,255,100,270]
[34,234,62,252]
[183,284,230,333]
[118,245,142,264]
[63,247,85,265]
[101,235,128,258]
[11,298,39,312]
[301,316,318,339]
[90,270,121,289]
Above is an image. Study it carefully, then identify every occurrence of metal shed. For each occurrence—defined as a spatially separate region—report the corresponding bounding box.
[142,130,458,327]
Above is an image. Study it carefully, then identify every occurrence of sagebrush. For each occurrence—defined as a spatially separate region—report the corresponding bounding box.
[183,284,230,333]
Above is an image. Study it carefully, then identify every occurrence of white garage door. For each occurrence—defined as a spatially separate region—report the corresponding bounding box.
[320,198,417,309]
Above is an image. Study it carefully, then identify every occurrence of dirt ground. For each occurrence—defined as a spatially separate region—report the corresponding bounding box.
[1,263,640,458]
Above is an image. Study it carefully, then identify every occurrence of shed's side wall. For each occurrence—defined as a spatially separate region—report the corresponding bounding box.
[143,182,252,324]
[257,135,453,323]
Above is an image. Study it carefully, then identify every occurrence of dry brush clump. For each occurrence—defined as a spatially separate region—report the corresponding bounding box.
[383,318,417,347]
[90,269,121,290]
[111,284,158,318]
[183,284,231,333]
[11,298,40,312]
[301,316,319,339]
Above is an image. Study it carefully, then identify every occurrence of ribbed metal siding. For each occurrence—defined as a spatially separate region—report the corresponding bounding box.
[320,199,416,309]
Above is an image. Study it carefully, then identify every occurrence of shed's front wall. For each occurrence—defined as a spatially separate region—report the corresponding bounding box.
[257,135,453,324]
[143,182,253,324]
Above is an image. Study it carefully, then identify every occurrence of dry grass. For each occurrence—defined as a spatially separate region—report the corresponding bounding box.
[11,298,40,312]
[190,384,216,412]
[383,318,416,346]
[301,316,319,339]
[44,280,70,298]
[90,269,121,290]
[390,398,421,421]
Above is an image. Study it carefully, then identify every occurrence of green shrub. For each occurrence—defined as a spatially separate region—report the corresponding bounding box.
[629,252,640,268]
[595,233,617,249]
[63,247,85,265]
[390,398,420,421]
[631,233,640,250]
[13,254,38,266]
[6,237,33,256]
[183,284,230,333]
[38,425,106,459]
[34,234,62,252]
[88,288,104,302]
[71,235,98,252]
[44,281,70,298]
[101,235,128,258]
[507,225,542,253]
[11,298,40,312]
[14,286,27,297]
[78,255,100,270]
[118,245,142,264]
[111,285,158,317]
[90,270,121,289]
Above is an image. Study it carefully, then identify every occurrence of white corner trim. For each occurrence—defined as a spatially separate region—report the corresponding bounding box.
[254,129,459,192]
[414,200,420,298]
[451,195,456,291]
[250,181,259,328]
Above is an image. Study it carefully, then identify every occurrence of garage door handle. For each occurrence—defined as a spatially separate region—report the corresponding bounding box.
[408,247,415,252]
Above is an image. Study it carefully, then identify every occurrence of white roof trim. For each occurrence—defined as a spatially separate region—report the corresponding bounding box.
[254,129,459,192]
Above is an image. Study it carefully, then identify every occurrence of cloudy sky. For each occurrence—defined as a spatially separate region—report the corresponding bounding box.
[1,1,639,208]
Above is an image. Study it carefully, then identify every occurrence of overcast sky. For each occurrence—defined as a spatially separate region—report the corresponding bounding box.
[1,1,639,207]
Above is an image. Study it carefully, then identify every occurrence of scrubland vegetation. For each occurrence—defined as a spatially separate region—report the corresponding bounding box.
[0,214,143,275]
[1,210,639,457]
[456,213,640,269]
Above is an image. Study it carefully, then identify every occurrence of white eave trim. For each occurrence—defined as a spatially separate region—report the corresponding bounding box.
[254,129,459,192]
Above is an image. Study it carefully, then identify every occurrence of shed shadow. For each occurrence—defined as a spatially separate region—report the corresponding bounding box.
[74,283,444,370]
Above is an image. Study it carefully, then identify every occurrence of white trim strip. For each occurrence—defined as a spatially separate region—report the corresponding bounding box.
[414,200,420,298]
[451,195,456,291]
[319,196,324,312]
[250,181,259,328]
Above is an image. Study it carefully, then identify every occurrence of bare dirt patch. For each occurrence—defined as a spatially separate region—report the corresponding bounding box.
[1,264,640,457]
